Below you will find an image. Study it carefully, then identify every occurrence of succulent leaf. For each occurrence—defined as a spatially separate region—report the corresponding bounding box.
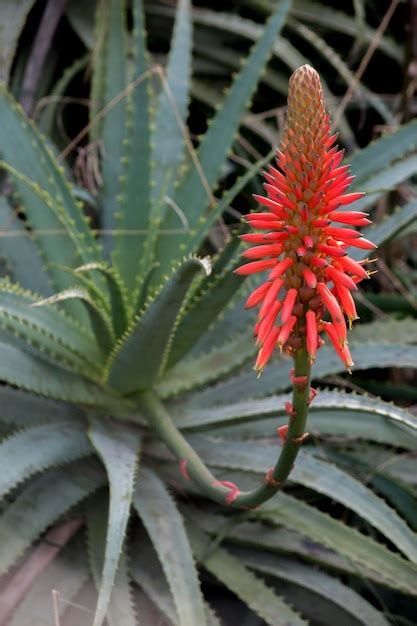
[186,522,307,626]
[0,463,104,576]
[88,418,141,626]
[93,0,127,239]
[182,435,417,563]
[0,197,51,296]
[0,86,101,264]
[0,422,91,500]
[106,256,211,393]
[113,0,152,296]
[260,491,417,596]
[133,467,208,626]
[236,549,390,626]
[33,287,115,357]
[153,0,292,280]
[151,0,192,210]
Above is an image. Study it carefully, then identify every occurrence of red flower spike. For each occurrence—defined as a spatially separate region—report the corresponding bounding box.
[237,65,374,371]
[245,212,278,221]
[303,235,314,249]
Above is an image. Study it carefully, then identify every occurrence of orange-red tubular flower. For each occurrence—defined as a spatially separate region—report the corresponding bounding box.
[234,64,375,372]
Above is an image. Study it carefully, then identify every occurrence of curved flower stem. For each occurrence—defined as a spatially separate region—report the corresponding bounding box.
[139,347,311,509]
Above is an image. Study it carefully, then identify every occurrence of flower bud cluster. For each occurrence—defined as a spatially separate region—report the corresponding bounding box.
[235,65,375,371]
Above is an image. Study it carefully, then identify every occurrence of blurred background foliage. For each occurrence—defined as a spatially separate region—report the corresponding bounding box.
[0,1,417,625]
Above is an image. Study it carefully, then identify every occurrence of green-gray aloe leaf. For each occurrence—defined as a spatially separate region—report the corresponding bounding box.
[94,0,127,237]
[184,436,417,563]
[113,0,152,295]
[0,280,103,376]
[88,418,141,626]
[260,492,417,596]
[154,0,292,279]
[199,393,417,451]
[186,344,417,407]
[350,154,417,213]
[87,494,137,626]
[173,389,417,436]
[182,506,397,586]
[186,522,307,626]
[291,1,401,62]
[158,331,256,398]
[129,533,178,625]
[0,463,104,575]
[0,86,100,279]
[106,256,211,394]
[0,198,51,296]
[236,549,390,626]
[0,386,83,427]
[0,341,124,409]
[352,199,417,262]
[184,149,274,256]
[75,262,129,338]
[151,0,192,207]
[133,467,207,626]
[0,421,91,499]
[349,120,417,186]
[166,264,244,368]
[33,287,114,356]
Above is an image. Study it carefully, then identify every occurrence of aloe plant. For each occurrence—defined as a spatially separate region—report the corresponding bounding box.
[0,1,417,625]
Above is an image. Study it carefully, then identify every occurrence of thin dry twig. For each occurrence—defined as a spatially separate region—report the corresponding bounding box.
[58,64,215,208]
[376,258,417,311]
[333,0,401,128]
[52,589,61,626]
